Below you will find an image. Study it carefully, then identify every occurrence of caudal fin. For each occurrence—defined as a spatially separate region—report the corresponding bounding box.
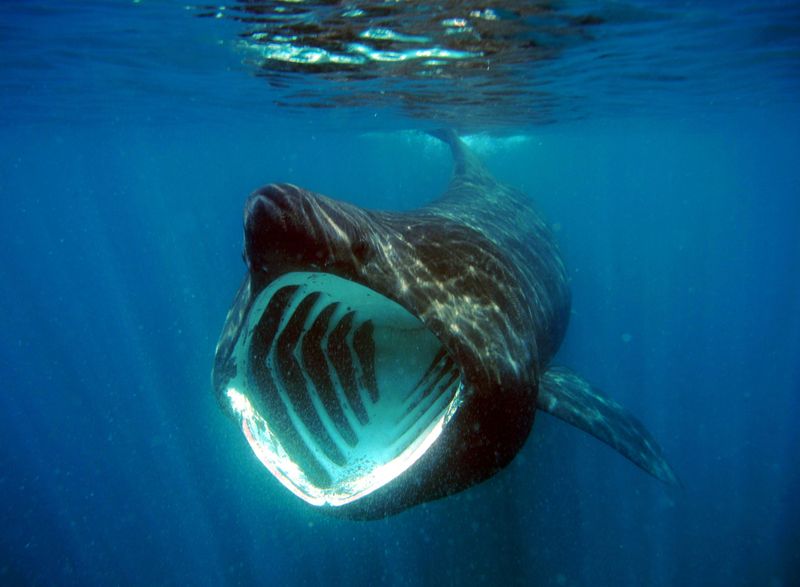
[538,366,680,486]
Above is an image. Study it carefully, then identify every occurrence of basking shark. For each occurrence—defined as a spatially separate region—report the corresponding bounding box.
[212,130,678,519]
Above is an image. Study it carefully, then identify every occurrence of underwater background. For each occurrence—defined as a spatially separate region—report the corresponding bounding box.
[1,1,798,585]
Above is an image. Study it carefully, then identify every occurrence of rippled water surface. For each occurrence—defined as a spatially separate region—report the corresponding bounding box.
[2,1,798,128]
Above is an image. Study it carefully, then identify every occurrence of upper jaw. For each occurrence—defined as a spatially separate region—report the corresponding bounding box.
[243,184,371,279]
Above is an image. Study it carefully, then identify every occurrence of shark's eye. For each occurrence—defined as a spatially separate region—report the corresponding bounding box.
[226,272,463,507]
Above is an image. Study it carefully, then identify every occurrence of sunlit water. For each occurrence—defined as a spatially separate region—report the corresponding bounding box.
[1,1,798,585]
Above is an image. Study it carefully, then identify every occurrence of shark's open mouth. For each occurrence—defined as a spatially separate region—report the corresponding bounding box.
[226,272,463,507]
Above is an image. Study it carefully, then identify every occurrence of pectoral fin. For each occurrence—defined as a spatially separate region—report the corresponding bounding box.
[538,366,679,486]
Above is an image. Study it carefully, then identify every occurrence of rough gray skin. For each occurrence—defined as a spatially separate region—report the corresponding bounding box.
[212,130,677,519]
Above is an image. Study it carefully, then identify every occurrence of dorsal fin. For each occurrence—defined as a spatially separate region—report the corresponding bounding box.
[428,129,491,181]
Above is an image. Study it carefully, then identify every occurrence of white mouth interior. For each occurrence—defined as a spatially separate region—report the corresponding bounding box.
[227,271,463,507]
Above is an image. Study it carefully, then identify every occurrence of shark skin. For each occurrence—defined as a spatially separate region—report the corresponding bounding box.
[212,130,678,519]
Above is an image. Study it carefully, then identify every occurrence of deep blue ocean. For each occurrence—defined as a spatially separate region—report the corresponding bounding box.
[1,1,799,585]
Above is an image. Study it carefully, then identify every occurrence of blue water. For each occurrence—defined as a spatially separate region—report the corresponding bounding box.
[1,1,799,586]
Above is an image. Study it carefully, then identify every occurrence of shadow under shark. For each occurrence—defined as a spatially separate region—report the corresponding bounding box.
[212,130,678,519]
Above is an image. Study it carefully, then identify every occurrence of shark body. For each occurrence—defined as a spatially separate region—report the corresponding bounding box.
[212,131,677,519]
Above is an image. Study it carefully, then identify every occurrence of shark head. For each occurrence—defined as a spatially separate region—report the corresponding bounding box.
[237,185,466,508]
[213,180,539,518]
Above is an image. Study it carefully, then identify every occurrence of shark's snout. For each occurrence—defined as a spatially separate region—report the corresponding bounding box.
[244,184,334,273]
